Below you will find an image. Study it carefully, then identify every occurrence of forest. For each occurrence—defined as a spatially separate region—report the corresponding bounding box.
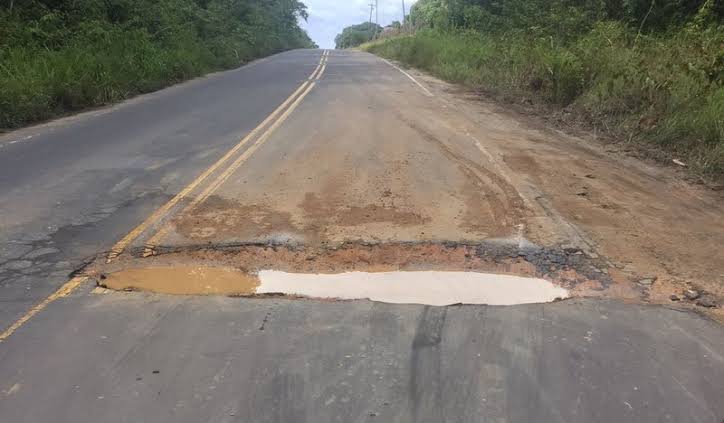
[0,0,316,128]
[366,0,724,178]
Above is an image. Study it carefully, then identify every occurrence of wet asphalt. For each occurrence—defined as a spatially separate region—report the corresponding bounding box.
[0,49,723,422]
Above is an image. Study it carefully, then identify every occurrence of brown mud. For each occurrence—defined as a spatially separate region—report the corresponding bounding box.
[101,265,258,295]
[95,241,635,300]
[92,236,722,320]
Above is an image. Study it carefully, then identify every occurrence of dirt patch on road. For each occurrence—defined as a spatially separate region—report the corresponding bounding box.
[174,195,305,242]
[299,193,430,227]
[97,241,644,300]
[400,114,527,236]
[337,204,429,226]
[97,62,722,320]
[390,68,724,318]
[94,241,721,320]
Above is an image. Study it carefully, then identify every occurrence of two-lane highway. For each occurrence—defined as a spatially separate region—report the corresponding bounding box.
[0,50,325,327]
[1,49,723,422]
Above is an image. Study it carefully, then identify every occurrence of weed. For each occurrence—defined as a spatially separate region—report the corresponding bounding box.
[366,23,723,179]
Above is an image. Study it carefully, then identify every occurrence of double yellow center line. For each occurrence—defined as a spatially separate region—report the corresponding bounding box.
[0,49,330,343]
[110,49,330,261]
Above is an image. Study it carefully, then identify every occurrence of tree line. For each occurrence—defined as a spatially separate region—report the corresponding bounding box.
[334,22,383,49]
[0,0,317,128]
[409,0,723,33]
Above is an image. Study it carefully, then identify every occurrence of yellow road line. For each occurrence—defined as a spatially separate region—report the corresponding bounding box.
[309,51,327,79]
[196,61,325,205]
[106,85,306,261]
[307,52,325,80]
[317,51,329,77]
[195,81,317,206]
[316,64,327,80]
[106,54,326,262]
[0,276,88,343]
[309,65,322,81]
[0,52,329,344]
[144,53,328,251]
[144,81,318,251]
[197,64,326,202]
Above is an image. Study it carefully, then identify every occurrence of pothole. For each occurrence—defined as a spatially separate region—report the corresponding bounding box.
[103,266,259,295]
[101,266,567,305]
[258,270,568,305]
[95,241,615,304]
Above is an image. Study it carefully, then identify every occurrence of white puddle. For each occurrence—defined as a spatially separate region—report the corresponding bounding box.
[257,271,568,306]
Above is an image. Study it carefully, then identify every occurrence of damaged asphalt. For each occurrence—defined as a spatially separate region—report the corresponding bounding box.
[0,51,314,327]
[0,49,723,422]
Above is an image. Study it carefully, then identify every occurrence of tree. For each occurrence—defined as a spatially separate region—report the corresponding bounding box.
[334,22,383,49]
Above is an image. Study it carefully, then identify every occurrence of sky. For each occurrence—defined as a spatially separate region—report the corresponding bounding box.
[301,0,418,49]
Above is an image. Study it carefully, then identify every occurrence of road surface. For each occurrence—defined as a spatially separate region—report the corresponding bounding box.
[1,49,723,422]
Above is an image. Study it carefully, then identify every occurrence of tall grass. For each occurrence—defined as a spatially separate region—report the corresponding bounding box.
[0,29,218,127]
[366,24,724,179]
[0,0,316,129]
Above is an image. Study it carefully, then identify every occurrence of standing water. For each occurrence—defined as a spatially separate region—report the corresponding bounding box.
[257,270,568,306]
[102,266,568,306]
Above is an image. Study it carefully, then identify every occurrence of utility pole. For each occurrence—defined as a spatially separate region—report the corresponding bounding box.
[402,0,407,32]
[369,2,374,26]
[375,0,380,39]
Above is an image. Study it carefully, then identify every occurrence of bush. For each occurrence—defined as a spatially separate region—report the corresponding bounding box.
[335,22,383,49]
[366,17,724,177]
[0,0,317,129]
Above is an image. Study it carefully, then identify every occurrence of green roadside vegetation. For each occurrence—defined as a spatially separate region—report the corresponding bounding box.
[335,22,383,49]
[365,0,724,179]
[0,0,316,129]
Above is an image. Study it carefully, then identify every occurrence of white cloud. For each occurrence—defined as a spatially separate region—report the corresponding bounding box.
[301,0,418,49]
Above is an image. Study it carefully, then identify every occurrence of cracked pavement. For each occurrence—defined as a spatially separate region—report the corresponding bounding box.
[0,49,723,422]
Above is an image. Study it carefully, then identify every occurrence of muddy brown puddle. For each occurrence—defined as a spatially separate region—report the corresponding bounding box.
[95,241,626,305]
[103,266,260,296]
[102,266,568,306]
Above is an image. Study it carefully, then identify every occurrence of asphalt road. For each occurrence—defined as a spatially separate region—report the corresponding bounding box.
[1,49,723,422]
[0,50,318,325]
